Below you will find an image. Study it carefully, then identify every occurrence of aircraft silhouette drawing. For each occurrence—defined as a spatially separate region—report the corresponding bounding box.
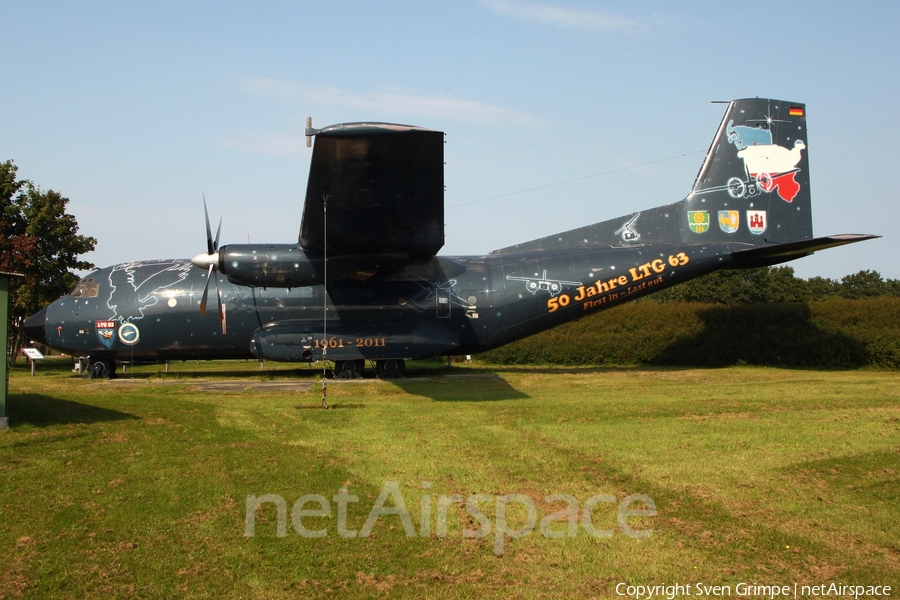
[25,98,876,379]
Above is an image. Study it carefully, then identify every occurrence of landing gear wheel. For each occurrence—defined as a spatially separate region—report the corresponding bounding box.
[376,359,405,379]
[334,359,365,379]
[89,358,116,379]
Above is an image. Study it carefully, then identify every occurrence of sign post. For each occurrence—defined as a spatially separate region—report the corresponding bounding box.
[22,347,45,376]
[0,273,20,430]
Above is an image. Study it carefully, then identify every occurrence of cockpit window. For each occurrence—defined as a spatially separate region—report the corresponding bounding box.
[69,280,99,298]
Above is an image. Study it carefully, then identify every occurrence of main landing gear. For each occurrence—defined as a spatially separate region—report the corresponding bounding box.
[375,359,405,379]
[334,360,365,379]
[332,359,406,379]
[88,357,117,379]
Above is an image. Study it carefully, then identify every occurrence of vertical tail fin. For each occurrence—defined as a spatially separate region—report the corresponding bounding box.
[490,98,815,255]
[684,98,812,244]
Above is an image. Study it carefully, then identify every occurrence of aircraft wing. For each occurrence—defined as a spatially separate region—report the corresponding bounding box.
[300,122,445,258]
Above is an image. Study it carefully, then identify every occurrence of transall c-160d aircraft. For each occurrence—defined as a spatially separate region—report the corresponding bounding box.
[24,98,876,379]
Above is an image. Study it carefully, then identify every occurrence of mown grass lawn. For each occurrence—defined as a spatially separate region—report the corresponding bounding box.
[1,358,897,598]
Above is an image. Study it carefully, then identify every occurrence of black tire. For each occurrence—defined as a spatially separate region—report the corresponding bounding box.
[335,359,364,379]
[89,358,116,379]
[376,359,405,379]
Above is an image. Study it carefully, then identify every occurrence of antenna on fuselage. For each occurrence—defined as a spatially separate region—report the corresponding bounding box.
[321,190,329,409]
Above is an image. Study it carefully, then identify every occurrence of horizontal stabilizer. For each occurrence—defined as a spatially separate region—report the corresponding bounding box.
[730,234,879,267]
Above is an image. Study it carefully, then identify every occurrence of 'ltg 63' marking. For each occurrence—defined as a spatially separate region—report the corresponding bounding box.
[547,252,689,313]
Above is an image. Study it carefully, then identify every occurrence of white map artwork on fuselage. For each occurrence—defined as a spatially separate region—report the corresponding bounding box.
[107,259,193,321]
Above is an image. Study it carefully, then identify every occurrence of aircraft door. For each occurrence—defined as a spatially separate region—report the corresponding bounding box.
[435,286,451,318]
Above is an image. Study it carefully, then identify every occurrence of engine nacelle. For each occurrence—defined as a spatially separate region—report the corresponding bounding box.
[218,244,320,287]
[215,243,407,288]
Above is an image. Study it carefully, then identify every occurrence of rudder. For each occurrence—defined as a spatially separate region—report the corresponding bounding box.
[684,98,812,244]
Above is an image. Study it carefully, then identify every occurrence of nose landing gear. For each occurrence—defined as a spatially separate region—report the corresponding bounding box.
[88,358,117,379]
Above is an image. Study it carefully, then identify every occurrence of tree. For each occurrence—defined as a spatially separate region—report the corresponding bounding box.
[648,266,810,304]
[806,276,840,300]
[886,278,900,297]
[645,265,897,305]
[840,269,886,299]
[765,266,811,303]
[0,161,97,362]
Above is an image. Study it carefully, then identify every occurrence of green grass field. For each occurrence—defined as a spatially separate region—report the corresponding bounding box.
[1,358,897,599]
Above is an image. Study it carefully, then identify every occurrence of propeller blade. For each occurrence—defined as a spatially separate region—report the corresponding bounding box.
[217,277,227,335]
[199,263,214,315]
[213,216,222,253]
[198,194,224,323]
[203,193,215,255]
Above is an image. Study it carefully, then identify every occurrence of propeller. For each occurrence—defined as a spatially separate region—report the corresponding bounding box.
[191,194,226,334]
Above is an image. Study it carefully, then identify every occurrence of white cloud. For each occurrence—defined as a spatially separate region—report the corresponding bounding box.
[240,78,540,126]
[480,0,641,33]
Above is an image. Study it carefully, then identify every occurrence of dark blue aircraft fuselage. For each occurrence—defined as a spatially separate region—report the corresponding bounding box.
[26,243,744,364]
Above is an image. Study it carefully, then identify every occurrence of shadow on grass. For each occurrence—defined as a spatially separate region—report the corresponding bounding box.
[479,365,699,375]
[8,394,140,427]
[652,303,870,368]
[390,374,530,402]
[115,369,321,380]
[481,302,876,370]
[784,448,900,504]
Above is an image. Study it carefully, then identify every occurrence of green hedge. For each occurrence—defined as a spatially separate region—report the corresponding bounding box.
[479,298,900,369]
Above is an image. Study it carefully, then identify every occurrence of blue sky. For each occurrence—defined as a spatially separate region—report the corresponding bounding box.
[2,1,897,279]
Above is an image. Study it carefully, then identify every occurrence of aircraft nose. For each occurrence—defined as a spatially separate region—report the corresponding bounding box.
[23,307,48,346]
